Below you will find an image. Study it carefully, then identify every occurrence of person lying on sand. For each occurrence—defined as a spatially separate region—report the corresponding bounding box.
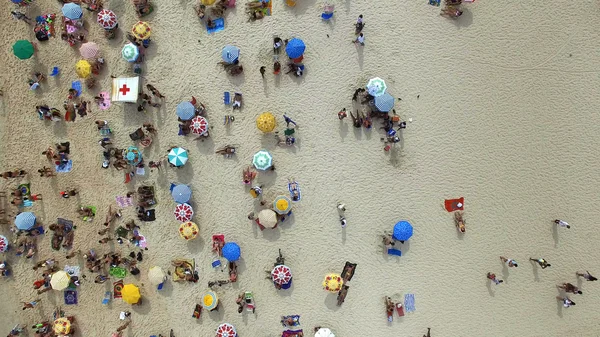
[246,0,268,9]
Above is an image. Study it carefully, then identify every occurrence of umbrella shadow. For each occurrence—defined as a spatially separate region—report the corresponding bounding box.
[133,297,152,315]
[323,293,341,311]
[486,280,495,297]
[186,235,205,254]
[208,305,225,321]
[260,228,281,242]
[285,0,317,15]
[451,8,474,28]
[277,281,294,296]
[195,135,216,155]
[174,161,195,184]
[228,72,246,87]
[552,223,559,247]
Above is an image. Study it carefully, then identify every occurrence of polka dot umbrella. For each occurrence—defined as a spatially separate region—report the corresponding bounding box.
[322,273,343,292]
[190,116,208,135]
[271,264,292,285]
[216,323,237,337]
[53,318,71,335]
[256,112,276,133]
[174,203,194,222]
[97,9,117,30]
[132,21,151,40]
[179,221,199,240]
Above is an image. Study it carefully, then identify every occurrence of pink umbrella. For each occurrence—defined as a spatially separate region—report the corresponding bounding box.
[216,323,237,337]
[97,9,117,29]
[174,203,194,222]
[79,42,99,59]
[271,265,292,285]
[190,116,208,135]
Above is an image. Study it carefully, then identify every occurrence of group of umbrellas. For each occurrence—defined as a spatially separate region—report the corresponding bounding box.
[170,183,198,240]
[121,21,152,62]
[177,102,209,135]
[367,77,395,113]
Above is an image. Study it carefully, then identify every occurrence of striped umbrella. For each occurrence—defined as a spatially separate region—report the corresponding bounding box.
[15,212,36,230]
[221,45,240,64]
[176,101,195,121]
[62,3,83,20]
[190,116,208,135]
[97,9,117,29]
[273,195,292,215]
[366,77,387,97]
[121,43,139,62]
[285,38,305,59]
[252,150,272,171]
[171,184,192,203]
[374,92,395,112]
[0,235,8,252]
[79,42,100,59]
[222,242,240,262]
[271,265,292,285]
[202,290,219,310]
[216,323,236,337]
[132,21,151,40]
[174,203,194,222]
[168,147,188,167]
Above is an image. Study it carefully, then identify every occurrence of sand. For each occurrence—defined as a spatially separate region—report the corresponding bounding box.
[1,0,600,336]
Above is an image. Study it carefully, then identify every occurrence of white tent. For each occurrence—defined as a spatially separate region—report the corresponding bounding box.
[111,76,140,103]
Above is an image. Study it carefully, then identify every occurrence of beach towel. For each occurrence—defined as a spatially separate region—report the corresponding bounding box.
[288,181,301,202]
[64,290,77,305]
[341,261,357,281]
[57,218,74,231]
[404,294,415,312]
[139,209,156,221]
[98,91,111,110]
[444,197,464,212]
[113,280,124,298]
[206,18,225,34]
[281,315,300,327]
[64,265,80,277]
[71,81,82,97]
[192,304,202,319]
[387,248,402,256]
[429,0,441,6]
[115,196,134,208]
[224,92,231,105]
[22,200,33,207]
[172,258,195,282]
[110,267,127,279]
[261,0,272,16]
[282,330,303,337]
[55,160,73,173]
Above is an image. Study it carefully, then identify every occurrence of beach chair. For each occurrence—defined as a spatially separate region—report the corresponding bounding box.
[244,291,255,313]
[49,67,59,77]
[157,282,164,290]
[102,291,112,305]
[129,128,145,141]
[223,92,231,105]
[212,257,222,269]
[71,81,82,97]
[387,248,402,256]
[321,4,334,20]
[232,93,242,109]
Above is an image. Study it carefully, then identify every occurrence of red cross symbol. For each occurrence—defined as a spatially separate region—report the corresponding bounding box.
[119,84,130,96]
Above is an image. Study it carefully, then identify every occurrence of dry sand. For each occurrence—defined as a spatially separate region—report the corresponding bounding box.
[1,0,600,336]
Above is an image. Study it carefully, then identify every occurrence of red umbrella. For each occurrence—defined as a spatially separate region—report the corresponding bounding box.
[97,9,117,29]
[174,203,194,222]
[190,116,208,135]
[216,323,237,337]
[271,265,292,285]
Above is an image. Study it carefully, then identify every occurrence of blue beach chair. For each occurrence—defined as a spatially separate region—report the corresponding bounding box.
[387,248,402,256]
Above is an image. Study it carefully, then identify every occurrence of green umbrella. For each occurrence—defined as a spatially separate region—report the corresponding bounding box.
[13,40,34,60]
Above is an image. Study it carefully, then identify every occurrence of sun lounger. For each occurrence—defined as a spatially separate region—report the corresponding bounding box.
[50,67,59,77]
[387,248,402,256]
[71,81,82,97]
[223,92,231,105]
[129,128,145,141]
[341,261,357,281]
[206,18,225,34]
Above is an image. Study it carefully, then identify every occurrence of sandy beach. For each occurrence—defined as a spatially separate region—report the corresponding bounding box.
[1,0,600,336]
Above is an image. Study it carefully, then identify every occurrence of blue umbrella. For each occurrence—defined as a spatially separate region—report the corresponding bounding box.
[176,101,195,121]
[374,92,395,112]
[15,212,36,230]
[62,3,83,20]
[221,45,240,64]
[222,242,240,262]
[285,38,305,59]
[171,184,192,204]
[393,220,413,242]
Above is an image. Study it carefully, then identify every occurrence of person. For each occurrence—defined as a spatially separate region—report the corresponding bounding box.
[12,11,32,24]
[385,297,394,322]
[146,84,165,99]
[60,189,78,198]
[423,328,431,337]
[487,272,503,285]
[355,14,364,34]
[283,114,297,127]
[273,37,283,54]
[353,33,365,46]
[554,219,570,229]
[349,111,361,128]
[557,296,575,308]
[338,108,347,120]
[260,66,266,78]
[274,60,281,75]
[22,299,41,310]
[576,271,598,281]
[558,283,582,295]
[339,216,347,228]
[382,233,395,246]
[7,325,24,336]
[500,256,518,267]
[38,167,55,177]
[440,6,462,17]
[529,258,551,269]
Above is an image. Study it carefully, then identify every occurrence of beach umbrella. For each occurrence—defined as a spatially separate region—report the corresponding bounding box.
[271,265,292,285]
[257,209,277,229]
[171,184,191,203]
[168,147,188,167]
[148,266,166,285]
[323,273,343,292]
[15,212,36,230]
[202,290,218,311]
[256,112,276,133]
[0,235,8,252]
[53,318,71,335]
[366,77,387,97]
[12,40,34,60]
[176,101,195,121]
[121,43,139,63]
[75,60,91,78]
[79,42,100,59]
[393,220,413,241]
[190,116,208,135]
[201,0,216,5]
[216,323,237,337]
[273,195,292,215]
[50,271,71,291]
[132,21,151,40]
[62,3,83,20]
[374,92,395,112]
[285,38,306,59]
[125,146,142,166]
[222,242,240,262]
[122,284,141,304]
[174,203,194,222]
[178,221,199,240]
[221,45,240,64]
[252,150,273,171]
[97,9,117,29]
[315,328,335,337]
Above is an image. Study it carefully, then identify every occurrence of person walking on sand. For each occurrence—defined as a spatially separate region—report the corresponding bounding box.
[487,272,503,285]
[558,283,582,295]
[557,296,575,308]
[423,328,431,337]
[500,256,518,267]
[529,258,551,269]
[60,189,78,198]
[260,66,266,78]
[146,84,165,100]
[38,167,55,177]
[116,319,132,332]
[283,114,297,128]
[353,33,365,46]
[355,14,364,34]
[338,108,347,120]
[554,219,570,229]
[11,11,32,24]
[98,237,112,244]
[576,271,598,281]
[22,299,41,310]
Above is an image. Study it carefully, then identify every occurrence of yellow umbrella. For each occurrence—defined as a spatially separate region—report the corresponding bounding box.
[148,266,166,285]
[122,284,141,304]
[202,290,218,310]
[179,221,199,240]
[53,318,71,334]
[256,112,276,133]
[201,0,216,4]
[273,195,292,215]
[75,60,91,78]
[322,273,343,292]
[132,21,151,40]
[50,270,71,291]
